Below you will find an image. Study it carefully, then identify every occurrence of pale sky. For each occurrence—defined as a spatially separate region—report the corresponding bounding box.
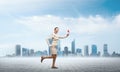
[0,0,120,56]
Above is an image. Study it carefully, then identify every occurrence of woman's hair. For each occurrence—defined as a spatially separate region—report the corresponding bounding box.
[54,27,59,30]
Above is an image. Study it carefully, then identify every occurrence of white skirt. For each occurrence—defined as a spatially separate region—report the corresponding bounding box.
[50,46,57,54]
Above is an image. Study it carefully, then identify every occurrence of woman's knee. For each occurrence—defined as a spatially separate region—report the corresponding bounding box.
[52,54,57,57]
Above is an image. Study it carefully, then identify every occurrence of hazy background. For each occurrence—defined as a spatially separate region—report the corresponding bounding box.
[0,0,120,56]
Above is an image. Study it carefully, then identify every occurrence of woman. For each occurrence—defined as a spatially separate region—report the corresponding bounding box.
[41,27,69,69]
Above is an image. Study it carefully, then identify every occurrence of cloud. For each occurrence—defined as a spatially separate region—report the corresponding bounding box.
[113,14,120,27]
[1,14,120,56]
[0,0,54,15]
[16,15,69,35]
[16,14,120,35]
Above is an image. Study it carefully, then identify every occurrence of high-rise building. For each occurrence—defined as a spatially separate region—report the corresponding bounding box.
[22,48,29,56]
[76,48,82,56]
[43,50,48,55]
[29,49,34,56]
[84,45,89,56]
[35,51,42,56]
[15,44,21,56]
[91,44,97,56]
[76,48,82,53]
[57,40,62,56]
[97,51,101,56]
[71,39,75,54]
[64,46,69,56]
[103,44,109,57]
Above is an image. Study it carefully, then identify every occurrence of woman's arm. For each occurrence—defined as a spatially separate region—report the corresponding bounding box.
[59,30,70,39]
[59,33,69,39]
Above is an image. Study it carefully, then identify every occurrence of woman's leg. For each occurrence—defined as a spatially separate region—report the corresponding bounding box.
[52,54,57,68]
[41,55,53,63]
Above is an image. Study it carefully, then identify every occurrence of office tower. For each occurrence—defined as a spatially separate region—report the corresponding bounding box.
[22,48,29,56]
[29,49,34,56]
[43,50,48,55]
[111,51,120,57]
[76,48,82,56]
[103,44,109,56]
[71,39,75,54]
[97,51,101,56]
[84,45,89,56]
[91,44,97,56]
[15,44,21,56]
[35,51,42,56]
[76,48,82,53]
[57,40,61,56]
[64,46,69,56]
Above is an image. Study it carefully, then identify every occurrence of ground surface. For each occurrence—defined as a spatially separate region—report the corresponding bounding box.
[0,57,120,72]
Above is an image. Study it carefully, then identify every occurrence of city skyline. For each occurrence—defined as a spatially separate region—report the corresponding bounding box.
[0,0,120,56]
[4,39,120,57]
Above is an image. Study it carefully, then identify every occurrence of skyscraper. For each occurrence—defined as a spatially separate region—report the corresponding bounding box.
[84,45,89,56]
[71,39,75,54]
[64,46,69,56]
[76,48,82,56]
[15,44,21,56]
[91,44,97,56]
[22,48,29,56]
[57,40,61,56]
[43,50,48,55]
[76,48,82,53]
[103,44,109,57]
[29,49,34,56]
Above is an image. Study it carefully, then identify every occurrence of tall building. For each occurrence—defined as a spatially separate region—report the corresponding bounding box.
[91,44,97,56]
[22,48,29,56]
[103,44,109,57]
[76,48,82,56]
[71,39,75,54]
[43,50,48,55]
[15,44,21,56]
[64,46,69,56]
[57,40,62,56]
[84,45,89,56]
[97,51,101,56]
[35,51,42,56]
[76,48,82,53]
[29,49,34,56]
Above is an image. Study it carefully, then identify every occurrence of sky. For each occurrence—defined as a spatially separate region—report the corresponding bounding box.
[0,0,120,56]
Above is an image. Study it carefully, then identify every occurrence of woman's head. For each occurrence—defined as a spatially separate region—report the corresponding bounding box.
[54,27,59,34]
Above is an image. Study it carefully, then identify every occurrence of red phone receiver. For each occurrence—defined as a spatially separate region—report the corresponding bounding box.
[67,30,70,33]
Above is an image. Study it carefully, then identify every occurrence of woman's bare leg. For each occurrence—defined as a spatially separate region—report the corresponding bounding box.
[52,54,57,68]
[41,55,53,63]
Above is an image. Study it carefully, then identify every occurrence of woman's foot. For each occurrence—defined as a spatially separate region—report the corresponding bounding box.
[41,56,44,63]
[51,66,58,69]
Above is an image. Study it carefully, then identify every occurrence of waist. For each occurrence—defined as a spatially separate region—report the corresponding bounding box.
[52,41,58,44]
[51,45,57,48]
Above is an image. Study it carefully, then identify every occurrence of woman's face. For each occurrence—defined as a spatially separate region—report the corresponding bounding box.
[54,28,59,33]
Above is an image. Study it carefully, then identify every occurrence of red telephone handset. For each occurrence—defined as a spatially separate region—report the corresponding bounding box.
[67,29,70,33]
[67,30,70,37]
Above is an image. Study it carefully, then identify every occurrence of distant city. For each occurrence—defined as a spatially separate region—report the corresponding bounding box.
[5,39,120,57]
